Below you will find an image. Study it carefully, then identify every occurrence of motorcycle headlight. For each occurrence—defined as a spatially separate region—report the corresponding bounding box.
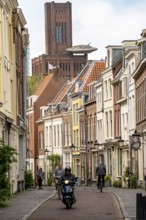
[64,180,69,184]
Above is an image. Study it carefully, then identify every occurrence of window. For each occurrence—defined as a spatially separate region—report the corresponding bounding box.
[56,22,66,44]
[68,124,71,146]
[56,23,62,43]
[110,111,112,137]
[65,153,71,167]
[54,126,56,147]
[105,81,108,99]
[105,112,109,138]
[109,79,112,98]
[122,77,127,98]
[118,148,122,176]
[49,125,52,146]
[38,132,44,149]
[57,125,60,147]
[107,149,112,174]
[65,124,67,146]
[46,126,48,147]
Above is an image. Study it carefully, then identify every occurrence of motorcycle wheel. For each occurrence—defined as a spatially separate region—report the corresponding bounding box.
[66,199,72,209]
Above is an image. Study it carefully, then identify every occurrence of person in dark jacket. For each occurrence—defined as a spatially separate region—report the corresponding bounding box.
[37,168,44,189]
[60,167,76,203]
[96,162,106,188]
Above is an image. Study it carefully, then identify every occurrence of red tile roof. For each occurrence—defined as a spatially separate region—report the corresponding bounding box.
[34,74,53,96]
[51,61,105,106]
[53,79,75,104]
[81,61,105,92]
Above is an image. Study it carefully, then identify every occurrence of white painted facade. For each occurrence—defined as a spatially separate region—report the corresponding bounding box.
[44,113,63,172]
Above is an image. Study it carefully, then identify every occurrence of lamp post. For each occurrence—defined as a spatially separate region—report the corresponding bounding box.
[44,148,49,185]
[130,130,141,176]
[117,132,141,188]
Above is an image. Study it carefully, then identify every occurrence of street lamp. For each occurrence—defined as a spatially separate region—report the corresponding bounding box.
[129,130,141,181]
[44,148,49,185]
[131,130,141,151]
[120,131,141,188]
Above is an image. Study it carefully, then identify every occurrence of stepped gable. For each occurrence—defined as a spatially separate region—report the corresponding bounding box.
[34,74,53,96]
[81,61,105,92]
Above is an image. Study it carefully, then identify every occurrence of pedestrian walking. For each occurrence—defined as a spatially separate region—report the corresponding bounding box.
[37,168,44,189]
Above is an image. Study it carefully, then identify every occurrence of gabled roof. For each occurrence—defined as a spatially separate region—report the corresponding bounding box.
[34,74,53,96]
[80,60,105,92]
[52,60,105,106]
[52,64,90,105]
[53,79,75,105]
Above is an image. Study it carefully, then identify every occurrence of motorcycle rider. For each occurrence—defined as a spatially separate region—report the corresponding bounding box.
[60,167,76,203]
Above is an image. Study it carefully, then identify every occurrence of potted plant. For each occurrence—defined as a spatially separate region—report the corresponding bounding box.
[104,175,111,187]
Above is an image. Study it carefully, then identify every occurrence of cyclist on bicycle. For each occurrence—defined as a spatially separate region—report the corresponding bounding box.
[96,162,106,189]
[54,163,64,199]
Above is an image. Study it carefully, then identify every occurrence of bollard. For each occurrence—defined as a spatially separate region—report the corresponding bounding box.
[136,193,144,219]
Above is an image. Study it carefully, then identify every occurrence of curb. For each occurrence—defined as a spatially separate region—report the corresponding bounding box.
[22,190,56,220]
[112,192,136,220]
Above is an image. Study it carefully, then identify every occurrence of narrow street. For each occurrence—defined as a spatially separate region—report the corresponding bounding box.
[27,187,124,220]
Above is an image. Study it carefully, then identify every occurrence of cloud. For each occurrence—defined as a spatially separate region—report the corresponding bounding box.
[18,0,146,61]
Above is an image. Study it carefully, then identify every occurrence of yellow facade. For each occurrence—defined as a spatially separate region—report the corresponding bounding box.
[71,97,82,177]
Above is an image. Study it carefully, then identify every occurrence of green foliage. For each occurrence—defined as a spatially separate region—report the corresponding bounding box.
[124,167,130,177]
[113,177,122,188]
[24,170,34,189]
[130,175,137,189]
[27,74,44,96]
[47,154,61,172]
[47,172,53,186]
[47,154,61,186]
[104,175,111,182]
[123,167,137,188]
[0,141,17,203]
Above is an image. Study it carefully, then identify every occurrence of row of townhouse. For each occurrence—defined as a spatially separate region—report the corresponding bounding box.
[27,29,146,187]
[0,0,29,193]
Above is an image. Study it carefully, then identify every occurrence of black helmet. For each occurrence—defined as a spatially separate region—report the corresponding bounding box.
[65,167,71,173]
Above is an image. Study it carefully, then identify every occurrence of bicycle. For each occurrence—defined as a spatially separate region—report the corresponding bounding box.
[99,178,103,192]
[56,177,62,200]
[97,175,104,192]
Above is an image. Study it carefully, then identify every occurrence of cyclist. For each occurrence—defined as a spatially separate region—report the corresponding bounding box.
[96,162,106,189]
[54,163,64,199]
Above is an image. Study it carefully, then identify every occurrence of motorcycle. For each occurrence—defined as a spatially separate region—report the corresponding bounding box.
[61,179,76,209]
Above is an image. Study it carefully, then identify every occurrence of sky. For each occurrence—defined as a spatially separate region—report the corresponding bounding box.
[18,0,146,61]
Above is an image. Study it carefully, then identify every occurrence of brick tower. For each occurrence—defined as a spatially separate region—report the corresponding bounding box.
[31,2,96,78]
[45,2,72,55]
